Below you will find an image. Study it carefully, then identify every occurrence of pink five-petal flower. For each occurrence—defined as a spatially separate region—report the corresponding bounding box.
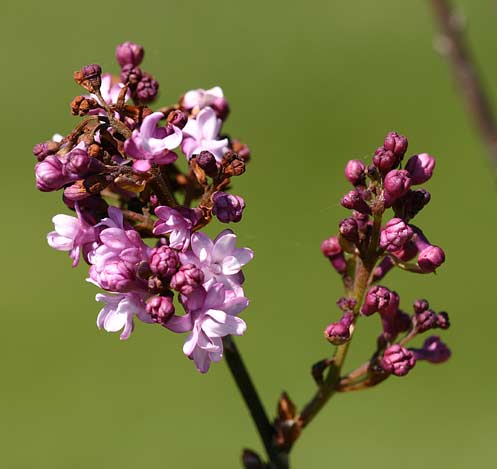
[47,204,97,267]
[124,112,182,172]
[180,229,253,296]
[181,107,228,161]
[96,291,153,340]
[181,283,248,373]
[153,206,200,251]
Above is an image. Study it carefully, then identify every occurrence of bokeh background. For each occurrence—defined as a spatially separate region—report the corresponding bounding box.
[1,0,496,467]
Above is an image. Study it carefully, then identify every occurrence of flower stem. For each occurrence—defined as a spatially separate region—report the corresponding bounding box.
[223,335,289,469]
[150,165,178,207]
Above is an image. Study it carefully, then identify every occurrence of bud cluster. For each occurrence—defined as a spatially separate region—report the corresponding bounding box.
[35,42,254,373]
[322,131,450,383]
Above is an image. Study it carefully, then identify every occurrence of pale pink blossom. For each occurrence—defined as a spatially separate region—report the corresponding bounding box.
[182,86,224,111]
[153,206,200,251]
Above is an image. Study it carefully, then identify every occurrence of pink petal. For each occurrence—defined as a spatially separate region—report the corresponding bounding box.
[191,232,213,263]
[140,112,164,139]
[212,230,237,262]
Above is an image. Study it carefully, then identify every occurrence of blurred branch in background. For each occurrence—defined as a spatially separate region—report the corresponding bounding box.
[430,0,497,176]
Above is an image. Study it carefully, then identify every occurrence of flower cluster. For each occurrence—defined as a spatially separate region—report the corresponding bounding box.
[322,131,450,383]
[35,42,253,373]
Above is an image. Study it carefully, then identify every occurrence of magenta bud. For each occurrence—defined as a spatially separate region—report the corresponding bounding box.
[33,142,57,162]
[412,336,451,364]
[120,64,142,85]
[373,147,399,174]
[380,218,413,252]
[211,96,230,120]
[196,150,218,177]
[35,155,68,192]
[361,285,399,317]
[65,148,91,176]
[336,297,357,312]
[405,153,435,185]
[417,245,445,273]
[116,41,144,68]
[170,263,204,296]
[136,74,159,103]
[373,256,395,282]
[437,312,450,330]
[413,299,429,315]
[381,309,411,342]
[344,159,366,185]
[381,344,416,376]
[414,308,438,333]
[150,245,179,280]
[324,312,353,345]
[212,192,245,223]
[321,236,341,257]
[340,189,371,214]
[339,217,359,243]
[146,295,175,325]
[383,131,408,157]
[391,239,418,262]
[383,170,412,204]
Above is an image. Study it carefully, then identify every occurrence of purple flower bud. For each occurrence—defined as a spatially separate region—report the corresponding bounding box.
[170,263,204,295]
[383,170,412,204]
[412,336,451,364]
[146,295,175,325]
[35,155,68,192]
[339,217,359,243]
[373,147,399,174]
[167,110,188,129]
[65,148,91,176]
[92,260,136,292]
[414,309,438,333]
[33,142,57,162]
[381,344,416,376]
[324,312,354,345]
[135,74,159,103]
[63,181,91,201]
[391,239,418,262]
[383,131,408,157]
[344,159,366,186]
[340,189,371,214]
[437,311,450,330]
[361,285,399,317]
[413,299,429,314]
[321,236,347,274]
[392,189,431,221]
[405,153,436,185]
[196,150,218,177]
[116,41,144,68]
[381,309,411,342]
[149,245,179,280]
[120,64,142,85]
[212,192,245,223]
[336,297,357,312]
[418,245,445,273]
[380,218,413,252]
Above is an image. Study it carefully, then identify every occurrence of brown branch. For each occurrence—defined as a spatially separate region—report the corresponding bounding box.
[430,0,497,173]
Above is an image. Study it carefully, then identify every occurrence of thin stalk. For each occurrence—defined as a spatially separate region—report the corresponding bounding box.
[223,336,288,469]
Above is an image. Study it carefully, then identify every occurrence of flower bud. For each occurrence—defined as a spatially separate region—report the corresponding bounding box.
[412,336,451,364]
[166,110,188,129]
[344,159,366,185]
[63,181,91,201]
[32,141,58,162]
[339,217,359,243]
[437,311,450,330]
[120,64,142,85]
[383,131,408,157]
[222,152,245,177]
[392,188,431,221]
[116,41,144,68]
[413,299,429,315]
[149,245,179,280]
[414,308,438,333]
[211,96,230,120]
[194,150,218,178]
[381,344,416,376]
[417,245,445,273]
[35,155,68,192]
[340,189,371,214]
[170,263,204,295]
[361,285,399,317]
[212,192,245,223]
[373,256,395,282]
[373,147,399,174]
[73,64,102,94]
[65,148,91,177]
[383,170,412,204]
[231,140,251,161]
[146,295,175,325]
[71,95,98,116]
[391,239,418,262]
[381,309,411,342]
[321,236,347,274]
[135,74,159,103]
[324,312,353,345]
[380,218,413,252]
[405,153,435,185]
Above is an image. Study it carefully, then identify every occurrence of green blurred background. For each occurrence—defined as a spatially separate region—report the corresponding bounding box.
[1,0,496,467]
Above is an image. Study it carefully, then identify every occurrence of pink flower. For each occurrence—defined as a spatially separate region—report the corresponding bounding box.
[181,107,229,161]
[153,206,200,251]
[47,204,97,267]
[92,73,129,106]
[180,283,248,373]
[180,229,253,296]
[96,291,152,340]
[182,86,225,112]
[124,112,183,172]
